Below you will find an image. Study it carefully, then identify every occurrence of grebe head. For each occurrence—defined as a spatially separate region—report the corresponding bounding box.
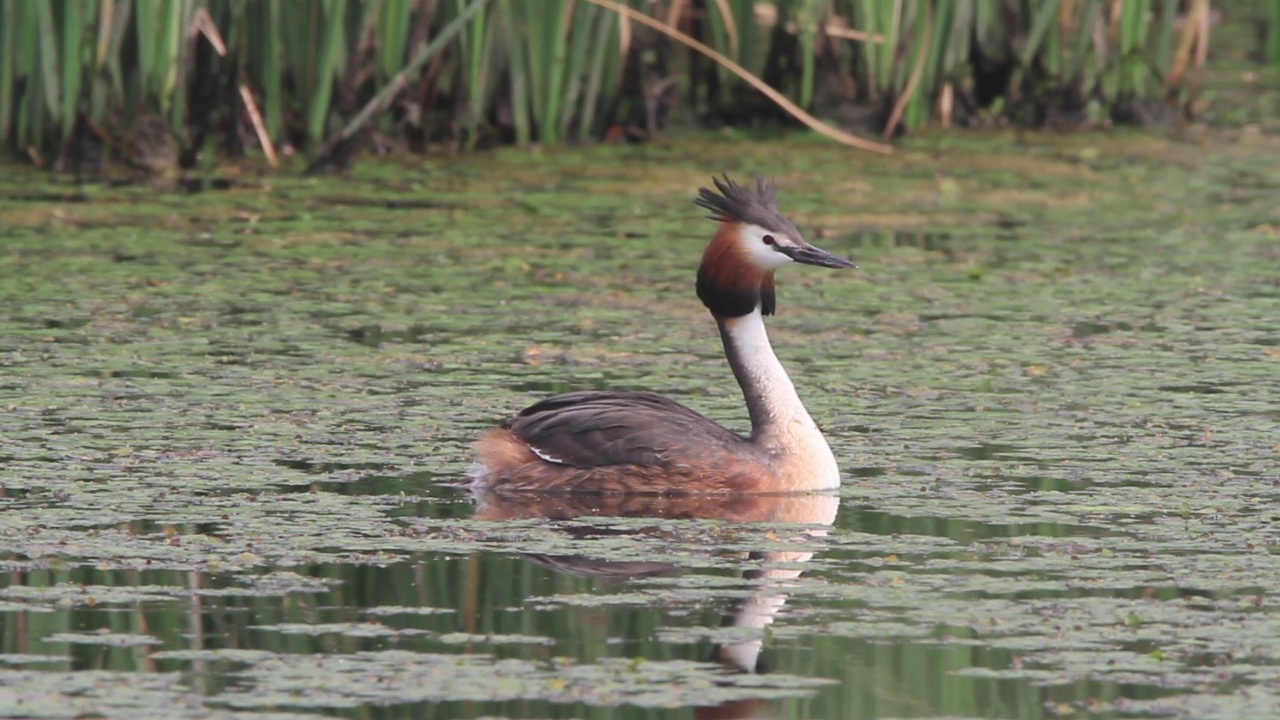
[694,175,855,318]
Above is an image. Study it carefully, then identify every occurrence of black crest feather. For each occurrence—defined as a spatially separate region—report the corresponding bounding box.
[693,174,802,238]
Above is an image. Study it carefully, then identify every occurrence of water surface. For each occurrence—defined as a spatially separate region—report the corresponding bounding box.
[2,131,1279,718]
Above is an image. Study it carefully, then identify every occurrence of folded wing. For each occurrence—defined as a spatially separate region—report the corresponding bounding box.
[503,390,746,468]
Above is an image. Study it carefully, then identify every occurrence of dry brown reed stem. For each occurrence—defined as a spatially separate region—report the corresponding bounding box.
[585,0,894,154]
[240,86,278,168]
[1167,0,1211,93]
[1191,0,1211,90]
[190,8,227,56]
[196,10,278,167]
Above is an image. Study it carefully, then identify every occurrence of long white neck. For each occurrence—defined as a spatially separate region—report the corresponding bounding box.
[717,309,840,489]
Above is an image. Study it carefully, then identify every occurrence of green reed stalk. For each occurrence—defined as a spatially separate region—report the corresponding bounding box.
[734,0,757,71]
[458,0,495,145]
[1152,0,1178,72]
[913,0,956,126]
[1010,0,1061,97]
[89,0,119,121]
[539,0,573,144]
[124,0,183,124]
[854,0,894,102]
[35,0,58,134]
[941,0,973,85]
[309,0,347,144]
[59,0,86,141]
[502,0,532,145]
[257,0,285,142]
[133,0,155,103]
[970,0,999,55]
[0,1,13,142]
[562,3,601,139]
[1269,0,1280,65]
[165,0,190,129]
[1044,0,1062,78]
[704,0,755,88]
[14,2,40,147]
[1117,0,1150,98]
[376,0,413,84]
[531,0,574,144]
[797,0,822,110]
[577,3,620,138]
[1066,0,1099,84]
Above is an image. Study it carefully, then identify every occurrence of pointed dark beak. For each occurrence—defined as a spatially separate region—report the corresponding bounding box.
[778,243,857,269]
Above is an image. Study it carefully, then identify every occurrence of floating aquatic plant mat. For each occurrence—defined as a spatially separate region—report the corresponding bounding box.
[1,131,1278,718]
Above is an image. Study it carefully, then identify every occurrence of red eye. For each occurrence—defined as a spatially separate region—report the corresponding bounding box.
[762,235,776,245]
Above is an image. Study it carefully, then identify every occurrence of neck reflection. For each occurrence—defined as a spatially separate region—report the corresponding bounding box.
[473,490,838,716]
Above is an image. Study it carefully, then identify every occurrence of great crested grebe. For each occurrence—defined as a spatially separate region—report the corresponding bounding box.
[470,175,856,494]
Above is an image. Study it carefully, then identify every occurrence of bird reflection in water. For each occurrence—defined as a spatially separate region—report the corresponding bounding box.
[473,489,839,719]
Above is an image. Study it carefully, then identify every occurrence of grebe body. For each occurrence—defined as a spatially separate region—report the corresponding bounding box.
[470,176,855,494]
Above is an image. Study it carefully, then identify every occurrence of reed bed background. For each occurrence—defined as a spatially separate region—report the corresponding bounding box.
[0,0,1266,169]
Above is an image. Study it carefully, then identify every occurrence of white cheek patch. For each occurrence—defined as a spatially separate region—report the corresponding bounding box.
[740,224,794,270]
